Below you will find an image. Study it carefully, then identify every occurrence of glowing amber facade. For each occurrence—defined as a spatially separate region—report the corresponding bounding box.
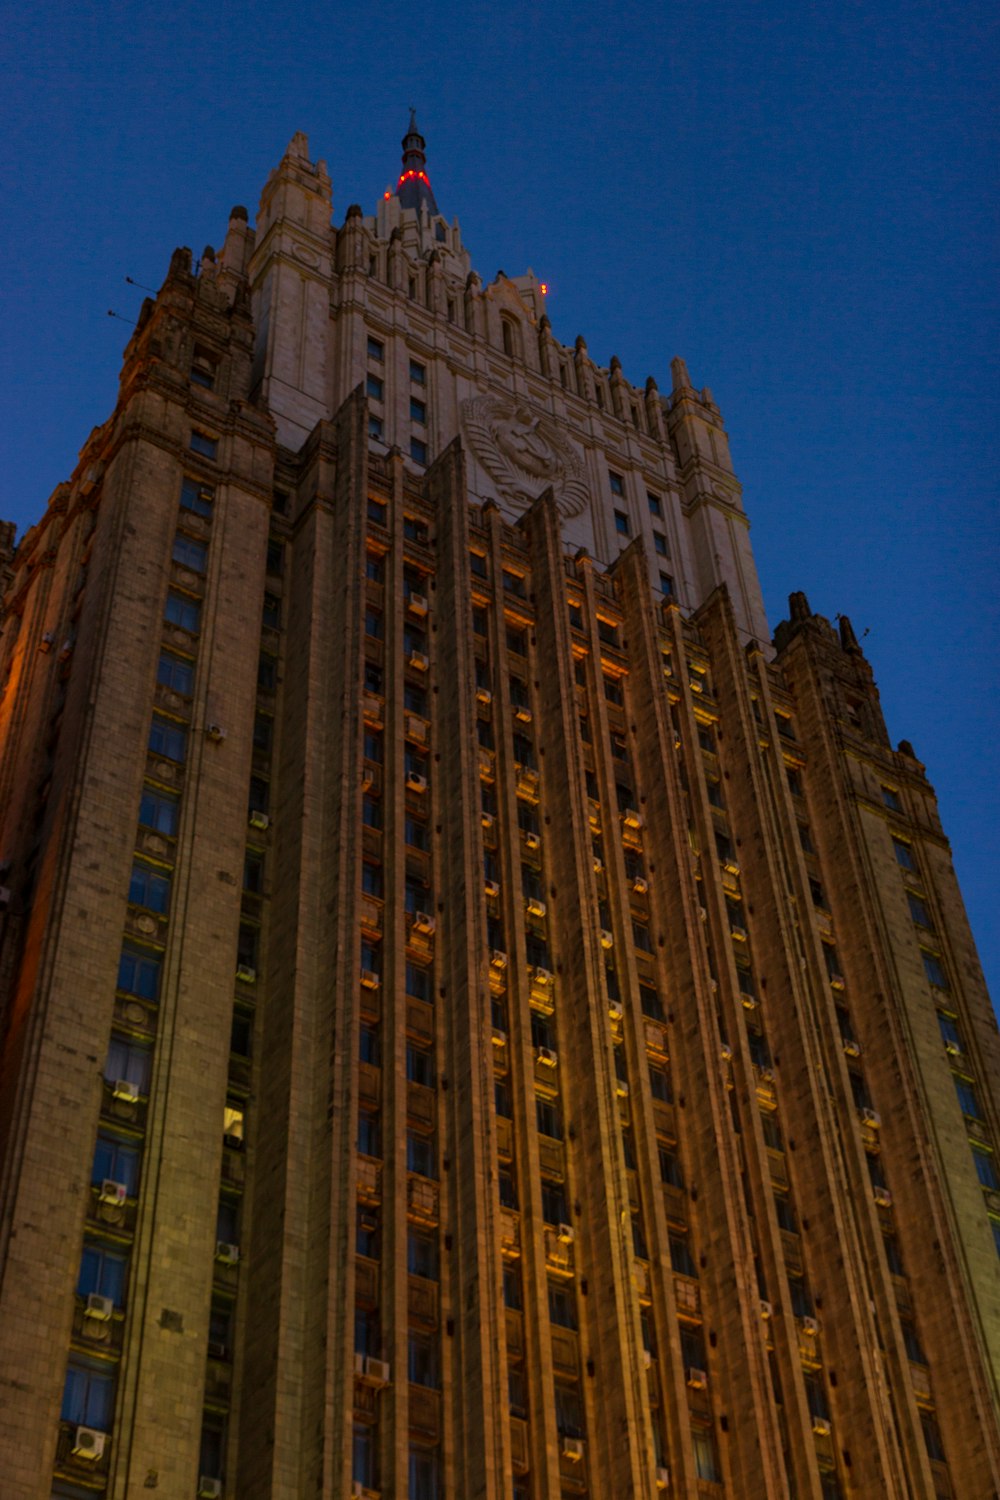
[0,125,997,1500]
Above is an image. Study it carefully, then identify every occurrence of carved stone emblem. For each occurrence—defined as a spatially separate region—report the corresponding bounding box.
[460,396,589,518]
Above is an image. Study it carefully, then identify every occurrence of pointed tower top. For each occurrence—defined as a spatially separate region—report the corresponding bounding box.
[397,110,439,215]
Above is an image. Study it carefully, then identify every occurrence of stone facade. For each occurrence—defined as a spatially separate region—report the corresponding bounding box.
[0,121,996,1500]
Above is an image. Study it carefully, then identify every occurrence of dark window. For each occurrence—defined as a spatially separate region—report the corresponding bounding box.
[609,472,624,496]
[408,1229,438,1280]
[922,951,948,989]
[410,438,428,465]
[258,655,277,690]
[173,534,207,572]
[470,550,487,578]
[541,1180,568,1226]
[139,786,179,835]
[104,1036,151,1093]
[410,360,425,385]
[548,1282,577,1328]
[165,591,200,634]
[368,415,384,439]
[367,336,384,362]
[669,1235,698,1277]
[774,1194,797,1233]
[62,1362,115,1429]
[180,477,214,518]
[365,608,383,640]
[362,795,381,830]
[647,492,662,517]
[366,374,384,400]
[77,1244,128,1308]
[937,1012,962,1050]
[92,1133,140,1194]
[157,652,193,695]
[908,892,933,928]
[361,863,382,898]
[117,944,160,1001]
[653,531,668,556]
[893,837,915,871]
[659,1147,683,1187]
[367,497,387,526]
[955,1077,982,1119]
[366,551,384,582]
[641,985,665,1022]
[129,861,171,914]
[614,510,629,535]
[149,714,186,762]
[554,1380,584,1438]
[659,572,674,598]
[262,593,281,629]
[502,1263,521,1309]
[536,1097,562,1139]
[190,431,218,459]
[407,1131,436,1178]
[357,1111,380,1158]
[406,1044,434,1087]
[406,964,432,1001]
[649,1061,672,1101]
[498,1167,518,1209]
[410,398,426,424]
[882,785,902,811]
[360,1024,380,1066]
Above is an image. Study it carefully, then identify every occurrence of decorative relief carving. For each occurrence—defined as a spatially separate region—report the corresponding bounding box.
[460,396,589,518]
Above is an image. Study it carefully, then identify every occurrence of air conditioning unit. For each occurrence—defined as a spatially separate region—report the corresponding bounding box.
[40,631,54,652]
[860,1107,881,1129]
[686,1366,708,1390]
[532,967,554,987]
[801,1315,820,1336]
[655,1466,670,1490]
[723,860,741,877]
[481,811,495,829]
[740,991,757,1010]
[561,1437,584,1461]
[829,972,846,990]
[524,831,541,850]
[599,929,614,949]
[476,687,492,705]
[112,1078,139,1102]
[720,1043,733,1061]
[361,769,373,791]
[490,949,508,970]
[689,676,703,693]
[412,910,435,934]
[944,1039,962,1057]
[407,592,429,616]
[608,1001,624,1021]
[72,1426,106,1459]
[491,1028,507,1047]
[812,1417,831,1437]
[873,1187,893,1208]
[526,897,546,918]
[642,1348,653,1369]
[206,723,226,742]
[408,650,429,671]
[59,638,74,662]
[99,1180,128,1205]
[593,858,604,873]
[198,1479,223,1499]
[632,876,649,894]
[405,772,428,793]
[760,1300,773,1320]
[85,1292,114,1321]
[730,924,748,942]
[363,1356,390,1387]
[360,969,380,990]
[248,810,269,830]
[236,965,256,985]
[215,1241,240,1265]
[616,1080,629,1098]
[351,1484,366,1499]
[842,1038,862,1057]
[536,1047,558,1067]
[484,880,500,898]
[514,705,532,723]
[622,807,642,829]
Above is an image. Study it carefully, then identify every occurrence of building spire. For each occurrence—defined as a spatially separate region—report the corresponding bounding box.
[397,108,439,215]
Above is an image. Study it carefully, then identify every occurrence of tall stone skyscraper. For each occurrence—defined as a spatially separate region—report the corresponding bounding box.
[0,117,997,1500]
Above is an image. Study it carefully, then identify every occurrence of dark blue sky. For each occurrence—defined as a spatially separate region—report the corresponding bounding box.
[3,0,997,1001]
